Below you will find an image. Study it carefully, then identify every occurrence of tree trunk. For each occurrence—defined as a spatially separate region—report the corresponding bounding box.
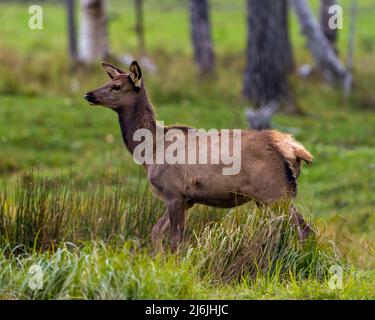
[79,0,109,63]
[346,0,357,72]
[189,0,215,74]
[281,0,295,74]
[134,0,145,55]
[344,0,357,97]
[243,0,294,110]
[290,0,349,86]
[320,0,338,53]
[66,0,78,62]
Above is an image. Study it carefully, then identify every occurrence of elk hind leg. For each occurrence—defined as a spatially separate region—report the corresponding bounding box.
[167,198,187,252]
[151,211,169,253]
[290,205,313,240]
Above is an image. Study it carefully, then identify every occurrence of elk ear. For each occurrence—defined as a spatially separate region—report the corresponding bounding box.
[101,62,125,79]
[129,61,142,89]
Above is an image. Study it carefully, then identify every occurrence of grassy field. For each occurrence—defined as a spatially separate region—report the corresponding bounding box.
[0,0,374,299]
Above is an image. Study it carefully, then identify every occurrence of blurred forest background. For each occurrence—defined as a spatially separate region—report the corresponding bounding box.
[0,0,374,299]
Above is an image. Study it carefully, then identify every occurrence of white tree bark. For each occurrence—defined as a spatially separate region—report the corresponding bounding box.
[290,0,350,86]
[79,0,109,63]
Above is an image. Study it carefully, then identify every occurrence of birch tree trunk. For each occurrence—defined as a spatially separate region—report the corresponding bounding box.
[243,0,295,110]
[290,0,349,86]
[189,0,215,74]
[79,0,109,63]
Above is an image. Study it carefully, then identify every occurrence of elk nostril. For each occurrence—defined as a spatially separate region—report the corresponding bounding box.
[84,93,91,101]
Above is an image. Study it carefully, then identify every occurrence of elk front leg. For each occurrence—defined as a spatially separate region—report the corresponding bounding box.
[290,205,313,240]
[167,198,186,252]
[151,211,170,253]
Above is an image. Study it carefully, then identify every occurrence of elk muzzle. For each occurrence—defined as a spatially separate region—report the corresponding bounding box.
[84,92,98,105]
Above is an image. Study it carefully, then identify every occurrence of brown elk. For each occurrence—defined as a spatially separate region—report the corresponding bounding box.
[84,61,313,252]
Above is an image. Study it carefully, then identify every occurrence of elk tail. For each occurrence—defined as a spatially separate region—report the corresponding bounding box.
[269,130,313,165]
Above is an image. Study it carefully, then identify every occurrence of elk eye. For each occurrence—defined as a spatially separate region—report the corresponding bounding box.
[112,85,121,91]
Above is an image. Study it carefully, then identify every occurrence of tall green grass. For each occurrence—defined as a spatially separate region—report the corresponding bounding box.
[0,172,357,299]
[188,204,342,283]
[0,241,372,300]
[0,171,163,250]
[0,242,198,300]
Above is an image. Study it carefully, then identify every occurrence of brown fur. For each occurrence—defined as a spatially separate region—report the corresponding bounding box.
[85,61,314,251]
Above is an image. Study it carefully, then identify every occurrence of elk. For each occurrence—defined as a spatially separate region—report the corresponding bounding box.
[84,61,313,252]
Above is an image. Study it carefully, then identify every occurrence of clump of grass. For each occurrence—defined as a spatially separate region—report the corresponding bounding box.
[0,240,370,300]
[0,172,164,251]
[186,201,345,283]
[0,171,231,252]
[0,241,198,300]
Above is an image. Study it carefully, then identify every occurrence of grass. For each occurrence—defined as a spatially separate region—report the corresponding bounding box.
[1,174,372,300]
[0,171,372,299]
[0,0,374,299]
[0,242,372,300]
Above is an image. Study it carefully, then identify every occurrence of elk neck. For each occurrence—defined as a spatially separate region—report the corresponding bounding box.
[117,86,156,155]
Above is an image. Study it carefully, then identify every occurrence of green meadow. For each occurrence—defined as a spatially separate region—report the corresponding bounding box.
[0,0,374,299]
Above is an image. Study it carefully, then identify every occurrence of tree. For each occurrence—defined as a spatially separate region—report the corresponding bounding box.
[290,0,350,86]
[280,0,295,74]
[243,0,295,111]
[79,0,109,63]
[344,0,357,97]
[66,0,78,62]
[189,0,215,74]
[346,0,357,72]
[320,0,338,53]
[134,0,146,55]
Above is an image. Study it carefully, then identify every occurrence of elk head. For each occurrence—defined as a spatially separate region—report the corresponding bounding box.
[84,61,143,111]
